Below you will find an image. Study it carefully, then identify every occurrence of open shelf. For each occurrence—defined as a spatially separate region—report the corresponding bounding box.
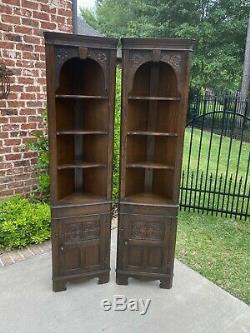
[56,98,108,133]
[57,192,106,205]
[128,96,180,101]
[56,94,108,100]
[54,56,110,203]
[127,131,177,137]
[123,192,174,205]
[57,130,108,135]
[126,162,174,170]
[57,162,106,170]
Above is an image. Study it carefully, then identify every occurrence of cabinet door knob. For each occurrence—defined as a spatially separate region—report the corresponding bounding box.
[60,245,64,252]
[124,240,128,246]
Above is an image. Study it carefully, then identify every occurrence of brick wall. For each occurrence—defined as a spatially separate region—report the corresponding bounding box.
[0,0,72,197]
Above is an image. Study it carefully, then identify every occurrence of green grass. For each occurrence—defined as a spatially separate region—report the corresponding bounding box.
[176,211,250,304]
[183,128,249,178]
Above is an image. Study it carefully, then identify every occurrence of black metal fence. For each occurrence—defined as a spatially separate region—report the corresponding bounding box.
[180,91,250,220]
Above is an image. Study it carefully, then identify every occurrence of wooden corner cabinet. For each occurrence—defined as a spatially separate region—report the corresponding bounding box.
[116,38,194,288]
[44,32,118,291]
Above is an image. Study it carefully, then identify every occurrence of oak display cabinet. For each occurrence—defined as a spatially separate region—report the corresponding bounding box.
[44,32,117,291]
[116,38,194,288]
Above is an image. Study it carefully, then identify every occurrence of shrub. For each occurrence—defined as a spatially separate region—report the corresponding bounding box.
[29,112,50,202]
[0,196,51,250]
[113,67,121,201]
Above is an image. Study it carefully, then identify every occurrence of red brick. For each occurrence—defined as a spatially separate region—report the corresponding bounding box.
[0,41,15,50]
[0,22,12,32]
[2,15,21,25]
[22,51,39,60]
[33,11,50,21]
[19,109,37,115]
[40,21,57,30]
[23,35,41,45]
[7,100,25,108]
[2,0,20,5]
[0,189,14,197]
[21,123,36,130]
[35,45,45,53]
[23,152,36,158]
[0,4,12,15]
[18,77,34,84]
[58,8,72,17]
[5,154,22,161]
[25,85,41,92]
[16,43,33,52]
[0,117,9,123]
[20,93,36,99]
[15,25,32,34]
[4,139,21,146]
[10,117,27,124]
[22,0,39,10]
[26,101,43,107]
[41,3,56,13]
[22,17,39,28]
[5,33,22,43]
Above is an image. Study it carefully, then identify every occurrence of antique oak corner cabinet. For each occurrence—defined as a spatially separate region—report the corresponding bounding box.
[116,38,194,288]
[44,32,118,292]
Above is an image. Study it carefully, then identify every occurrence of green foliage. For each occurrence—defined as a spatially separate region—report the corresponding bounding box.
[177,211,250,304]
[29,112,50,201]
[113,67,121,201]
[0,196,51,250]
[81,0,249,91]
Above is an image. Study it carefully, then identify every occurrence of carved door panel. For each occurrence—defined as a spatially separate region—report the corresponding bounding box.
[120,214,176,274]
[57,215,107,276]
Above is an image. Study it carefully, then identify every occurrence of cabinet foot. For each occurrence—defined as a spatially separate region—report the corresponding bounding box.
[159,276,173,289]
[98,273,110,284]
[116,274,128,285]
[53,280,67,292]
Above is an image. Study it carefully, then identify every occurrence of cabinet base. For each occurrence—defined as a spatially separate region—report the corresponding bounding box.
[53,269,110,292]
[53,280,67,292]
[116,270,173,289]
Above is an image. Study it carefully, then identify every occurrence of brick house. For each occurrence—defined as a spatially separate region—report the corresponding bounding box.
[0,0,75,197]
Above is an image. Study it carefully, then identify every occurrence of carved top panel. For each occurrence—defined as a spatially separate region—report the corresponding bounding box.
[64,220,100,243]
[130,221,164,241]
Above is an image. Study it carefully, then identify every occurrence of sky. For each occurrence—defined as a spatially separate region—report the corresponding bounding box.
[77,0,96,11]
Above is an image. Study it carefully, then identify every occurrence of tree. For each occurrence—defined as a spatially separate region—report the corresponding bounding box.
[241,14,250,99]
[81,0,249,91]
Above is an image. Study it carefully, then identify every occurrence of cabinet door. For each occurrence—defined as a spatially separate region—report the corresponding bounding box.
[54,214,109,277]
[118,214,176,274]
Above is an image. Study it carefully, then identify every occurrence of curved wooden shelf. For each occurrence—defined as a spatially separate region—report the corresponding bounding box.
[56,94,108,99]
[57,130,108,135]
[123,192,174,205]
[57,162,106,170]
[127,131,177,137]
[126,162,174,170]
[58,192,106,205]
[128,96,180,101]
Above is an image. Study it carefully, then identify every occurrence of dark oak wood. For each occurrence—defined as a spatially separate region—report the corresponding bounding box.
[44,32,118,291]
[116,38,194,288]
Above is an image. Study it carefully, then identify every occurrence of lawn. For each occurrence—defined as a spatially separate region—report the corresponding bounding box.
[176,211,250,304]
[183,127,249,178]
[181,128,249,218]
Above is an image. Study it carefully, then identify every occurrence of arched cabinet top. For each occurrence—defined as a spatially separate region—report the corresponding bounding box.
[56,56,106,96]
[129,60,180,98]
[54,47,109,93]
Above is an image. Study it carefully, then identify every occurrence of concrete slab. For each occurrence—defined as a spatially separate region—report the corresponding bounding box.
[0,230,249,333]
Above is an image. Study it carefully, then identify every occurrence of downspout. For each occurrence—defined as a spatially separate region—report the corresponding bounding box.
[72,0,78,34]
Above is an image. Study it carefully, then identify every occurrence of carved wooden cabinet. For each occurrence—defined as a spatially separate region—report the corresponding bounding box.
[44,32,118,291]
[116,38,194,288]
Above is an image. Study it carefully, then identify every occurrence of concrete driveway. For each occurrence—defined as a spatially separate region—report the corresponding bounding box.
[0,230,249,333]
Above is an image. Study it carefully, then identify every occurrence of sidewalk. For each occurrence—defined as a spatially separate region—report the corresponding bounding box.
[0,229,249,333]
